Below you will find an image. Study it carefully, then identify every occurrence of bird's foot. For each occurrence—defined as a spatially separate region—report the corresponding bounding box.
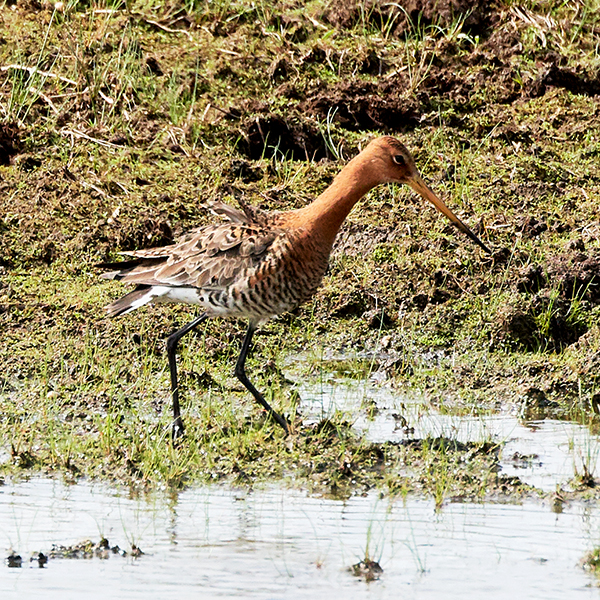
[271,410,290,435]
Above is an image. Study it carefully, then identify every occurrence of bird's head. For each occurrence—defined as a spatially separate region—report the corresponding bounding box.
[366,136,491,254]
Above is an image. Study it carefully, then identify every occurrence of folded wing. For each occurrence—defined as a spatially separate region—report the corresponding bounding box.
[100,207,283,291]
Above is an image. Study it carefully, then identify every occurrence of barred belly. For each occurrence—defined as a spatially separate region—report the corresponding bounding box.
[221,255,328,321]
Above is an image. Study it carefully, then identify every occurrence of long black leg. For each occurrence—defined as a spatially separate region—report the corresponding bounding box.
[166,313,208,440]
[234,323,289,434]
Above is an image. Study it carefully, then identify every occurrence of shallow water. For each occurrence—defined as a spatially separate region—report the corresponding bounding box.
[4,376,600,598]
[2,477,600,599]
[298,377,598,491]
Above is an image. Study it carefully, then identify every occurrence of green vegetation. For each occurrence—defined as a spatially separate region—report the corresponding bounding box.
[1,0,600,501]
[582,546,600,575]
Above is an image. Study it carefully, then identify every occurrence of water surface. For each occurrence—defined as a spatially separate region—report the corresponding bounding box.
[2,478,600,599]
[3,375,600,598]
[299,377,598,491]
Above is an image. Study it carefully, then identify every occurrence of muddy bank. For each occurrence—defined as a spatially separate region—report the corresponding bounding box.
[0,0,599,490]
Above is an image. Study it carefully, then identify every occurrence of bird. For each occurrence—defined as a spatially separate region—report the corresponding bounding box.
[100,136,491,439]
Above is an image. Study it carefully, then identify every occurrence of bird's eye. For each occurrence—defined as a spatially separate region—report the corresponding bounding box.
[393,154,406,166]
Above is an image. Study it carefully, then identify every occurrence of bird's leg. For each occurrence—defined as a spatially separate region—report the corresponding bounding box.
[235,323,290,434]
[166,313,208,440]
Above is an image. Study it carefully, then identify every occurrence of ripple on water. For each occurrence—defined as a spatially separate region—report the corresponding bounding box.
[2,478,600,599]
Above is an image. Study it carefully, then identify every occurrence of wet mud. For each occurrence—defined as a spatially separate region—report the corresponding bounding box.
[5,538,139,568]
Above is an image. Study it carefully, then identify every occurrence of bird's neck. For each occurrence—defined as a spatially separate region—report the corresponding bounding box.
[291,153,380,247]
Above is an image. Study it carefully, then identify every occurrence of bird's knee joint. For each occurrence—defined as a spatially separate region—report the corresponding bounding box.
[234,365,245,381]
[166,335,179,353]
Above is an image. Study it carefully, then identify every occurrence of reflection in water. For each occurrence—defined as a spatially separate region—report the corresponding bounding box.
[2,478,600,599]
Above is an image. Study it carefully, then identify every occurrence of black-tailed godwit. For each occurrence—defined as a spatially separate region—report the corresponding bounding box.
[101,136,490,438]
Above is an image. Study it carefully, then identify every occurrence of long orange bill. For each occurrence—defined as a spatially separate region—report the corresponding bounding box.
[408,175,491,254]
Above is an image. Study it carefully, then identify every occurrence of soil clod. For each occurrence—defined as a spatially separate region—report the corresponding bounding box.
[351,558,383,582]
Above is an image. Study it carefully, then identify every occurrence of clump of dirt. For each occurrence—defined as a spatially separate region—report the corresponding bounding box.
[330,289,371,318]
[323,0,492,39]
[236,115,329,161]
[519,386,560,421]
[351,558,383,582]
[578,352,600,400]
[300,79,420,132]
[545,251,600,303]
[360,50,389,76]
[498,250,600,351]
[494,290,590,352]
[519,216,548,239]
[48,538,143,559]
[516,264,545,294]
[229,159,263,183]
[494,303,536,351]
[528,63,600,98]
[515,251,600,302]
[0,122,23,165]
[297,57,523,133]
[5,552,23,568]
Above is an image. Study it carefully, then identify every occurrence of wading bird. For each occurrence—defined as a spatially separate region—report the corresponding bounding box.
[101,136,490,439]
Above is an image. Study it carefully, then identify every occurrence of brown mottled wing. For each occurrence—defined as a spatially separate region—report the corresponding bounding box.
[209,201,250,224]
[105,221,283,290]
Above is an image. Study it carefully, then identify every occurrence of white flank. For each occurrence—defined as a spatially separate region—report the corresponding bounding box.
[117,287,164,315]
[155,286,204,305]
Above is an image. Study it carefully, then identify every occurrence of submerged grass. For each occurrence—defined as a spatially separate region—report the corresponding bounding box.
[0,0,600,499]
